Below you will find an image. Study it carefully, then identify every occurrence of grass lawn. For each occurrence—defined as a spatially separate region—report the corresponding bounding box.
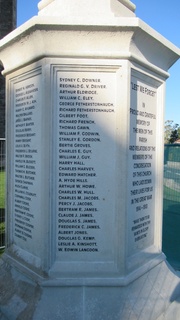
[0,170,5,208]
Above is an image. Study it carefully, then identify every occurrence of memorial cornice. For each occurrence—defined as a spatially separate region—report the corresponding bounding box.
[0,16,179,76]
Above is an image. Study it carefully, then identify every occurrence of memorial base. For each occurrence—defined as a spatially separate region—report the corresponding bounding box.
[0,256,180,320]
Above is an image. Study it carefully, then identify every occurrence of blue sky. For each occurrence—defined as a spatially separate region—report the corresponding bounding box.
[17,0,180,125]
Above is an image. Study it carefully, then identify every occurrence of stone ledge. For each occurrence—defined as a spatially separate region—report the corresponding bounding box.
[1,257,180,320]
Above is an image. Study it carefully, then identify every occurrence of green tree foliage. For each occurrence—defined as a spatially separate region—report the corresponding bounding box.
[164,120,180,144]
[164,120,174,143]
[169,129,178,144]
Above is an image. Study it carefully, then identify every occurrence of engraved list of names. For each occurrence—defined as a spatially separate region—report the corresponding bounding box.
[55,69,117,261]
[13,71,42,253]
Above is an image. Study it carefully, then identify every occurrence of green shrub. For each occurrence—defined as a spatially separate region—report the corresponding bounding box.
[0,222,5,235]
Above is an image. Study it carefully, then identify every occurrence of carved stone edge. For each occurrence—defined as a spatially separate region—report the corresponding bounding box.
[38,0,54,11]
[38,0,136,13]
[120,0,136,12]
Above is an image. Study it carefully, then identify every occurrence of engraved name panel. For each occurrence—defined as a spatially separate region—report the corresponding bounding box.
[12,69,42,255]
[54,67,118,265]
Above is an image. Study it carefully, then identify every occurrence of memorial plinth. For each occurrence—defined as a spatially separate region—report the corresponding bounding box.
[0,0,180,319]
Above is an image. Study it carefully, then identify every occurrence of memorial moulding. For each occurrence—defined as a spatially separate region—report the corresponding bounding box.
[0,0,179,286]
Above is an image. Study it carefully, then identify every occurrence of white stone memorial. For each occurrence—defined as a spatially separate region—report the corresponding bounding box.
[0,0,180,319]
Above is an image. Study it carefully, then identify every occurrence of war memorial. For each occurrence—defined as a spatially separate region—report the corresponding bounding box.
[0,0,180,319]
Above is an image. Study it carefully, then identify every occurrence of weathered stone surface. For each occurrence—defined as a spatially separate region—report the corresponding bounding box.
[1,258,180,319]
[0,259,42,320]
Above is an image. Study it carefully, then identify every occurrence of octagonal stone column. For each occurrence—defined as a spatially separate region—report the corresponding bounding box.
[0,0,179,284]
